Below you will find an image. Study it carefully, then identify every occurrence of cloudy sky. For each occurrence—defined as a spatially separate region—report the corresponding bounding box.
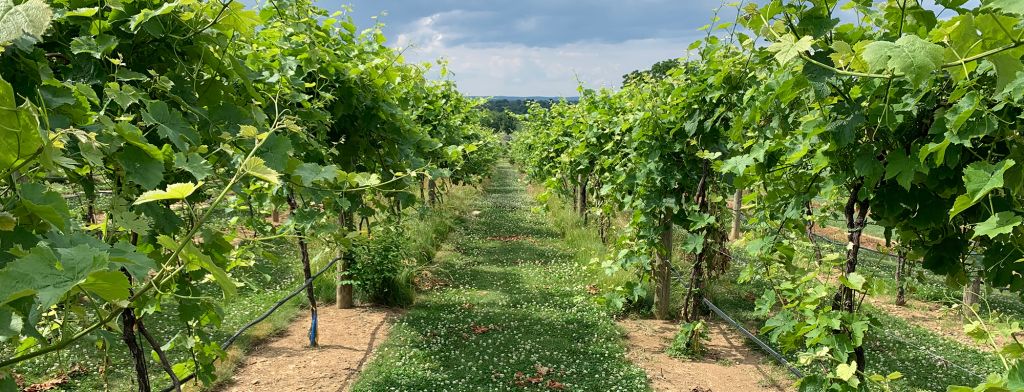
[304,1,745,97]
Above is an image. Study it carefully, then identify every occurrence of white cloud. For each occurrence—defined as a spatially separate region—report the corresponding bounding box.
[399,34,702,96]
[355,2,736,96]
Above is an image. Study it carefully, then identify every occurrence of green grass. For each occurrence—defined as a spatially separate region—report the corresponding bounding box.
[5,241,307,391]
[352,162,649,391]
[707,257,1003,392]
[810,236,1024,321]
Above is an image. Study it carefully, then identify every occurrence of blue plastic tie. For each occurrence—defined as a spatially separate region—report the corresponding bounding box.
[309,309,319,347]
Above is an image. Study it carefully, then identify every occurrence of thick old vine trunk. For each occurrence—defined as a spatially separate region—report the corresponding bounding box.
[337,213,354,309]
[571,182,578,212]
[120,307,150,392]
[683,165,711,322]
[578,173,589,224]
[729,189,743,240]
[138,320,181,392]
[420,178,426,203]
[895,250,908,306]
[119,233,149,392]
[835,181,868,379]
[428,179,438,207]
[287,193,319,347]
[653,217,673,320]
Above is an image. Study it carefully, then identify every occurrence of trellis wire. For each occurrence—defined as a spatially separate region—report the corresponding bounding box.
[159,256,342,392]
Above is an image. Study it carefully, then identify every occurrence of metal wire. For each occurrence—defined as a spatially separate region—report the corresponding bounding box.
[159,256,343,392]
[702,298,805,378]
[666,263,806,378]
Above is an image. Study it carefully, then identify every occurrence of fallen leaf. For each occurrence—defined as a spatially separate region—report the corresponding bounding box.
[471,324,491,334]
[24,376,70,392]
[546,379,566,390]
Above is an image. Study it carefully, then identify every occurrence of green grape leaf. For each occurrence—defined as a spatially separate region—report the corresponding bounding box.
[178,242,237,299]
[919,138,951,165]
[988,50,1024,91]
[884,150,916,190]
[109,197,152,234]
[128,1,179,32]
[682,233,705,254]
[114,122,162,159]
[0,77,43,170]
[835,361,857,382]
[293,163,338,186]
[0,370,17,390]
[850,319,869,346]
[972,211,1022,239]
[0,0,52,47]
[0,244,108,309]
[1002,343,1024,359]
[0,211,14,231]
[174,152,213,181]
[78,270,131,306]
[949,159,1016,219]
[1008,361,1024,390]
[104,82,141,110]
[944,91,979,134]
[109,241,156,280]
[238,125,259,139]
[134,182,203,205]
[115,145,165,189]
[70,34,118,59]
[142,101,198,151]
[213,1,259,34]
[767,34,814,65]
[242,157,280,185]
[854,150,885,188]
[985,0,1024,15]
[114,69,148,81]
[20,182,70,231]
[839,272,867,291]
[964,321,991,342]
[0,305,22,340]
[861,35,945,86]
[257,133,292,171]
[63,7,98,18]
[721,154,756,175]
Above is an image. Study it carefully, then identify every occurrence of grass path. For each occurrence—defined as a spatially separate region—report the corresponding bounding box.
[352,162,649,391]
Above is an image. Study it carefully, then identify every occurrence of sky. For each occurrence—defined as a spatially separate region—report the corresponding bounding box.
[305,1,745,97]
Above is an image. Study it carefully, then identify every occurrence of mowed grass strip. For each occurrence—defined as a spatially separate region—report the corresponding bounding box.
[352,162,649,391]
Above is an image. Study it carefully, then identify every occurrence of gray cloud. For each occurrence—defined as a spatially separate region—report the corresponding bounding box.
[323,1,737,47]
[301,1,744,95]
[239,1,774,95]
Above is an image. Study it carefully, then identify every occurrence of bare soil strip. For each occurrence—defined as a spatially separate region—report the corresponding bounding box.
[619,319,794,392]
[218,307,397,392]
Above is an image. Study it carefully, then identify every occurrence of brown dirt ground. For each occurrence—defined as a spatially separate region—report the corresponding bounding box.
[619,319,794,392]
[812,225,887,251]
[218,306,398,392]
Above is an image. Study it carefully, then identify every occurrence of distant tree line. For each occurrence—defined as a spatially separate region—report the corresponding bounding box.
[481,98,557,114]
[622,58,682,86]
[477,98,558,134]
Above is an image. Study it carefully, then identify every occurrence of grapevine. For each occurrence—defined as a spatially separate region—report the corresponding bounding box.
[0,0,500,390]
[513,0,1024,390]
